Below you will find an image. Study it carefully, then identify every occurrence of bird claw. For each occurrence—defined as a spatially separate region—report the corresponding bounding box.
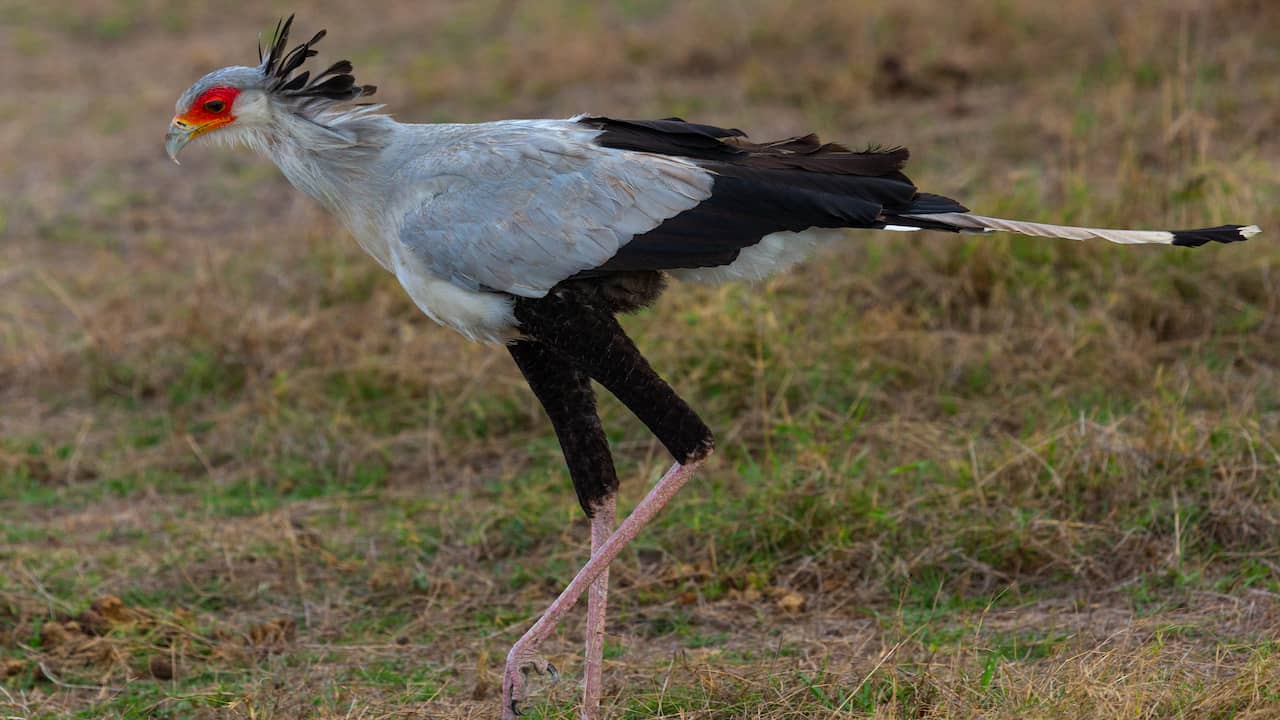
[502,651,558,719]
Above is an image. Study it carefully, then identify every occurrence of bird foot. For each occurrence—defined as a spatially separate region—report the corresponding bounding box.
[502,645,558,719]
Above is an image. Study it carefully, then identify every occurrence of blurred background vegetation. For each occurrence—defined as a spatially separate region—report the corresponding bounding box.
[2,1,1278,718]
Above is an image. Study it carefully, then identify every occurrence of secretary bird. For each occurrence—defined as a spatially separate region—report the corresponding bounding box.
[166,16,1259,719]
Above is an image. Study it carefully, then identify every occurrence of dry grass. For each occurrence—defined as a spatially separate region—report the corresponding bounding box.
[2,1,1279,718]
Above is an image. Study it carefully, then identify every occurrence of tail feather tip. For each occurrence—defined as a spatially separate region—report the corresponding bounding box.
[1170,224,1260,247]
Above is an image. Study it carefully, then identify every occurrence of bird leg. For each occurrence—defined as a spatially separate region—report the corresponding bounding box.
[513,291,715,466]
[583,493,616,719]
[508,340,620,717]
[502,457,706,719]
[504,293,714,718]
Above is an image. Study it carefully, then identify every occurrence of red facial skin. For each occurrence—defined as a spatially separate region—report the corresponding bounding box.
[174,86,240,134]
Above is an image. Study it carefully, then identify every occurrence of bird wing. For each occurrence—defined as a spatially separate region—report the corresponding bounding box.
[394,121,714,298]
[576,116,940,274]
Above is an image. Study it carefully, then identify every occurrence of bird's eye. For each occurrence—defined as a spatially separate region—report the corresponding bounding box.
[203,100,226,113]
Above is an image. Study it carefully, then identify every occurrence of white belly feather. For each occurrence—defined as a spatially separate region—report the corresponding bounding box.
[389,242,517,344]
[383,226,838,344]
[668,227,843,284]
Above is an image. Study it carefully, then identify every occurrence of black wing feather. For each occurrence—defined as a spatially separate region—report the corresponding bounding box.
[577,116,965,275]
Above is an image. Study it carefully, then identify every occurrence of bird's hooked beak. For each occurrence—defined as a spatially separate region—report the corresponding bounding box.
[165,117,196,164]
[166,115,232,164]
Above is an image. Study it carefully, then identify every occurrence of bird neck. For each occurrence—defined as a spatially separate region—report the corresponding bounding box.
[260,107,393,220]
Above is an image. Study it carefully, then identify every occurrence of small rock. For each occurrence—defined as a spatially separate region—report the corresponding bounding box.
[77,610,110,636]
[40,621,72,647]
[91,595,133,624]
[776,591,806,613]
[149,656,174,680]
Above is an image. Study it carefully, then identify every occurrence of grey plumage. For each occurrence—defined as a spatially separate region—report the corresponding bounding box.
[391,121,713,297]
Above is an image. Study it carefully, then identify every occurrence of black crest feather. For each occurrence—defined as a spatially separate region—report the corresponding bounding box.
[261,15,376,103]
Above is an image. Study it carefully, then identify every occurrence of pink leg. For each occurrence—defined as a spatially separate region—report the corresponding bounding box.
[582,494,616,719]
[503,458,705,719]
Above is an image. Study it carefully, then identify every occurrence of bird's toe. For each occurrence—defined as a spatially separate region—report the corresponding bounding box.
[503,650,558,719]
[522,657,557,681]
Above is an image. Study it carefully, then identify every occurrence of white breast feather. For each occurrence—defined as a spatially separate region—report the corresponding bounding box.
[390,244,517,344]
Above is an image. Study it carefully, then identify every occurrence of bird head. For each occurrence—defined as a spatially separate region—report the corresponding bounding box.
[166,15,376,163]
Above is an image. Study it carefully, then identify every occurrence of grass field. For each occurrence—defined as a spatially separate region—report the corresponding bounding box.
[2,1,1279,718]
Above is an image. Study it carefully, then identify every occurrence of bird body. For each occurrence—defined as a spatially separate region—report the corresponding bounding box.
[168,40,1258,344]
[183,107,881,342]
[174,96,1259,342]
[168,17,1259,720]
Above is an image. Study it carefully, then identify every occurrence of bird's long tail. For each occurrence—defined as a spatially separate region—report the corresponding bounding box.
[882,197,1259,247]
